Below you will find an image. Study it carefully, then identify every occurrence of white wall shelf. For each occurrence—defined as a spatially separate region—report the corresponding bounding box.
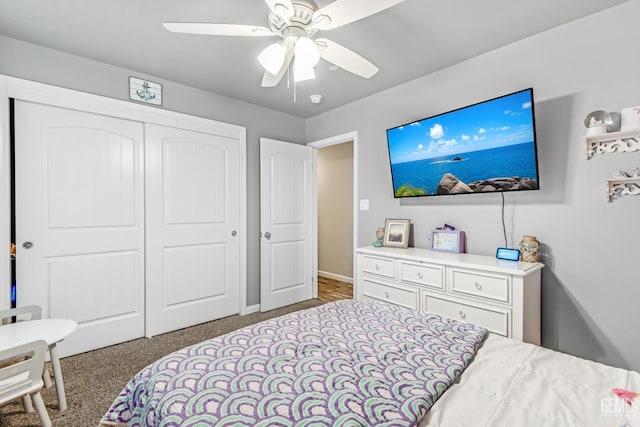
[605,177,640,202]
[585,129,640,159]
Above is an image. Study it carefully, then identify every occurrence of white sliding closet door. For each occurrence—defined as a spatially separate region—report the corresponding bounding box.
[145,124,240,337]
[15,101,145,357]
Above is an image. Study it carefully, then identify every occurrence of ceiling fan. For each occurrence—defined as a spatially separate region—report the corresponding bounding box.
[163,0,405,87]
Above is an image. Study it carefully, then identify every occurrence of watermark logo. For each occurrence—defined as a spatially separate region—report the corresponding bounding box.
[601,388,640,416]
[601,397,638,415]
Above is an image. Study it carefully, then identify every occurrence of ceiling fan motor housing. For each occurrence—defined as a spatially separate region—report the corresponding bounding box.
[268,0,320,37]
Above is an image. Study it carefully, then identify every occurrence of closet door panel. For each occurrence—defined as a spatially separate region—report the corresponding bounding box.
[14,101,145,357]
[163,140,227,224]
[145,123,240,337]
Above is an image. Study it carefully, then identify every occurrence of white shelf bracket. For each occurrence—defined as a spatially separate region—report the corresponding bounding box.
[585,129,640,159]
[605,177,640,202]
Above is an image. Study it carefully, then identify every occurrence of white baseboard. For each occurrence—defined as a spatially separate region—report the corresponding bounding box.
[318,270,353,285]
[243,274,351,316]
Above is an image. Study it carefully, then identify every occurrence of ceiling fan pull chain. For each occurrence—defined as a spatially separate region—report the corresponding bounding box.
[287,62,297,103]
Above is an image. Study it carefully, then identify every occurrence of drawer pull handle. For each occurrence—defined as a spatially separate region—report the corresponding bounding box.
[475,282,483,291]
[417,272,424,279]
[459,310,467,320]
[375,264,380,270]
[385,291,390,298]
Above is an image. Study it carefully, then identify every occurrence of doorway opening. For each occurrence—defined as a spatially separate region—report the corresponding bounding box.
[309,131,358,302]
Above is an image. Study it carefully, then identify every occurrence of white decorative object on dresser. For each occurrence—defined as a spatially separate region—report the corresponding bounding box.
[355,246,544,344]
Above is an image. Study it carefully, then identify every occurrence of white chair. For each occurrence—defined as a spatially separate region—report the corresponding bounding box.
[0,306,76,412]
[0,340,52,426]
[0,305,42,324]
[0,306,53,388]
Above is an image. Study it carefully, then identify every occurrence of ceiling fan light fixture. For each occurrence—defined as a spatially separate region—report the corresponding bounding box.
[164,0,407,91]
[293,61,316,83]
[258,42,286,75]
[294,37,320,67]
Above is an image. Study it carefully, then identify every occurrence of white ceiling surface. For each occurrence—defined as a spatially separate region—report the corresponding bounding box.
[0,0,630,118]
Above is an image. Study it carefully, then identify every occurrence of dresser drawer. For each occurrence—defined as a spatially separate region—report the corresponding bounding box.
[450,269,510,303]
[399,262,444,290]
[362,279,418,309]
[423,295,509,336]
[361,255,395,279]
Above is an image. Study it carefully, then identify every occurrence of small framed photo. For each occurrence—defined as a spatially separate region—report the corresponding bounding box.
[383,219,410,248]
[430,229,465,253]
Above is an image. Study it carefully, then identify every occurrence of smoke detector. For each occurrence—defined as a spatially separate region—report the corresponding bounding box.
[310,94,323,104]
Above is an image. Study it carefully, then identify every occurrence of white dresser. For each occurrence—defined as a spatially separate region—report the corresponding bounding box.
[355,246,544,344]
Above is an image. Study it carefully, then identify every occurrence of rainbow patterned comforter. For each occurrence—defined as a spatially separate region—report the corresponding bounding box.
[101,300,487,426]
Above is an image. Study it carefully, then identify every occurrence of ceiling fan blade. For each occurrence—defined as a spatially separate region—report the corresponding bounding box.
[163,22,275,37]
[312,0,405,30]
[315,38,379,78]
[262,44,295,87]
[264,0,294,19]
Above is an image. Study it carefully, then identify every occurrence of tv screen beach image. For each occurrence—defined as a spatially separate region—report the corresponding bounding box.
[386,89,539,198]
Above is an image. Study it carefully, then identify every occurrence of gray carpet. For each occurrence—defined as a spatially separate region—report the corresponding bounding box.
[0,299,323,427]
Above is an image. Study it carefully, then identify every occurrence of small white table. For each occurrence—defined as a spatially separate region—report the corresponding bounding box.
[0,318,77,410]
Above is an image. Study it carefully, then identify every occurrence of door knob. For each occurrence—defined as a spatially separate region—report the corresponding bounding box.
[264,232,271,240]
[231,230,237,236]
[22,241,33,249]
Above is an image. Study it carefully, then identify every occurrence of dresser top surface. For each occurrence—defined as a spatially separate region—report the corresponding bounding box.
[356,246,544,276]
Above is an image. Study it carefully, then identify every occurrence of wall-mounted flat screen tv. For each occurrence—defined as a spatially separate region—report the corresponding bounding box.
[386,88,539,198]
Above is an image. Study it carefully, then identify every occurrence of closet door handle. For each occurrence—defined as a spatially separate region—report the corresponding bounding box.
[264,232,271,240]
[22,241,33,249]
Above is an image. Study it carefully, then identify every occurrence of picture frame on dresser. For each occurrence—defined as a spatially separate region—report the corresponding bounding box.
[430,229,465,253]
[383,219,410,248]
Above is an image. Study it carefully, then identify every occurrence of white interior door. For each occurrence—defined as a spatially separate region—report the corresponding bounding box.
[145,124,240,337]
[15,101,145,357]
[260,138,313,312]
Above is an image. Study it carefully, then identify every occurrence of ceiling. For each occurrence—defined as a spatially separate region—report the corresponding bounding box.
[0,0,630,118]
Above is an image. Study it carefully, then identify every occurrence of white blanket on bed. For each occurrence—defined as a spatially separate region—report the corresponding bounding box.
[421,334,640,426]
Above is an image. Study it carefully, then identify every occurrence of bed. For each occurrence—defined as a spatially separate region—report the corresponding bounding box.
[100,300,640,426]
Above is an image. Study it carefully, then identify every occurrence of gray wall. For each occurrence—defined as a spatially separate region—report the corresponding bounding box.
[317,142,354,279]
[3,1,640,370]
[0,34,307,307]
[306,0,640,371]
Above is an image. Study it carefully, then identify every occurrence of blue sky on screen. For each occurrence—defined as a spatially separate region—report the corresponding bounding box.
[387,90,535,165]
